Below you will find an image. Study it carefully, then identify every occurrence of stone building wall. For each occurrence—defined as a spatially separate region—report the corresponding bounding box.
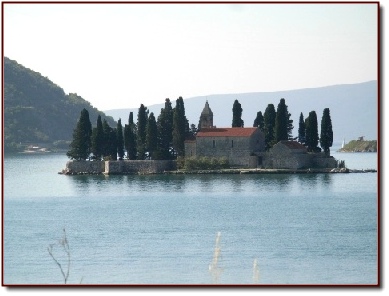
[193,129,265,168]
[311,153,338,168]
[261,151,337,169]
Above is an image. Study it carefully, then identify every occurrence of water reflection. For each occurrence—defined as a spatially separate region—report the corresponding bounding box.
[67,172,335,199]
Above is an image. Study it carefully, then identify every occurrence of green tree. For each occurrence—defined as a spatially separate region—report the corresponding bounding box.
[274,98,288,142]
[102,119,117,159]
[91,115,104,160]
[253,111,264,131]
[156,99,174,159]
[306,111,320,152]
[124,112,137,160]
[67,108,92,160]
[116,119,124,159]
[172,97,188,157]
[320,108,333,155]
[298,112,306,145]
[136,104,148,160]
[146,112,158,159]
[232,99,244,127]
[263,104,276,150]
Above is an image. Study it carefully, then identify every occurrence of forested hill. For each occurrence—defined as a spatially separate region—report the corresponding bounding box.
[3,57,116,152]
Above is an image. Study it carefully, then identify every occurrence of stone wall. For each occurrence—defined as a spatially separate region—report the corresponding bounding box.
[65,160,105,174]
[105,160,176,175]
[64,160,176,175]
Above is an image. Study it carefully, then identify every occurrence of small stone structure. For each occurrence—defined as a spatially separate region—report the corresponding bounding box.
[63,160,176,175]
[260,140,337,169]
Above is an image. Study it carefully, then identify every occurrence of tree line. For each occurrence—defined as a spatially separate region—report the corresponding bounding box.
[67,96,333,161]
[251,98,333,154]
[67,97,192,161]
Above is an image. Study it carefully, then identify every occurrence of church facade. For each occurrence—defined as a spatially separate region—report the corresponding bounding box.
[185,101,265,168]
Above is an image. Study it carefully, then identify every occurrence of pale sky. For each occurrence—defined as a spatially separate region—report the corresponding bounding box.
[3,2,378,111]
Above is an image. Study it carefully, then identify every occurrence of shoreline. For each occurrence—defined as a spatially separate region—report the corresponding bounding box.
[60,167,377,175]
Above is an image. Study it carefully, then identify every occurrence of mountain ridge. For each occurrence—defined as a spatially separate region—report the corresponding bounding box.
[105,80,378,144]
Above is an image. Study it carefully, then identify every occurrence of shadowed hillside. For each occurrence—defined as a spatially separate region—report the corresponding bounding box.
[3,57,116,152]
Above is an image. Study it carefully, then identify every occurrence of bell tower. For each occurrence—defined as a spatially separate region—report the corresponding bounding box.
[199,100,214,129]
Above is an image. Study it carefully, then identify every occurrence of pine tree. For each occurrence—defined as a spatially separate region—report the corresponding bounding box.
[320,108,333,155]
[136,104,148,160]
[172,97,188,157]
[298,112,306,145]
[253,111,264,131]
[67,108,92,160]
[306,111,320,152]
[146,112,158,159]
[232,99,244,127]
[91,115,104,160]
[263,104,276,150]
[116,119,124,160]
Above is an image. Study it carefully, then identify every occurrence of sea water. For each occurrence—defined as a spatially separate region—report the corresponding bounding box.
[2,151,378,285]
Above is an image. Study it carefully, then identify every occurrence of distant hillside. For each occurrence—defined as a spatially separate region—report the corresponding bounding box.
[105,81,377,145]
[3,57,116,152]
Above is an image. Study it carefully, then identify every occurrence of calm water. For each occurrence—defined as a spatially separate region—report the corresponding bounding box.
[3,151,378,285]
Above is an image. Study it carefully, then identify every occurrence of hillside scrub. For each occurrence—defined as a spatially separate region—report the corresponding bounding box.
[339,140,377,152]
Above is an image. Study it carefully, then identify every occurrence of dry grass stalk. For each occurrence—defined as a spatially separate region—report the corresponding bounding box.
[253,258,260,284]
[47,228,71,284]
[209,231,223,284]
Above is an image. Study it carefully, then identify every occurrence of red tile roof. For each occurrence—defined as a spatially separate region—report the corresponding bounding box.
[279,140,307,150]
[196,128,258,137]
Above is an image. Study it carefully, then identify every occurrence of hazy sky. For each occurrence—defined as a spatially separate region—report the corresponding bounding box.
[3,2,378,111]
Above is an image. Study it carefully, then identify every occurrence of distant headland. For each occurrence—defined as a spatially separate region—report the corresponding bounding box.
[338,137,377,153]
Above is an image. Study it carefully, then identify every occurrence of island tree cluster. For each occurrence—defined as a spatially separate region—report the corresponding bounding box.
[67,97,191,161]
[250,98,333,152]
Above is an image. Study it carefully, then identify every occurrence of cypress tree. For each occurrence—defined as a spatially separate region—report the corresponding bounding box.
[116,119,124,160]
[67,108,92,160]
[232,99,244,127]
[102,119,117,160]
[320,108,333,155]
[172,97,187,157]
[91,115,104,160]
[263,104,276,150]
[146,112,158,159]
[298,112,306,145]
[253,111,264,131]
[124,124,136,160]
[306,111,320,152]
[275,98,289,142]
[136,104,148,160]
[157,99,174,159]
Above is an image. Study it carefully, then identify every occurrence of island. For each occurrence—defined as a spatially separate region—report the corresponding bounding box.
[60,101,377,175]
